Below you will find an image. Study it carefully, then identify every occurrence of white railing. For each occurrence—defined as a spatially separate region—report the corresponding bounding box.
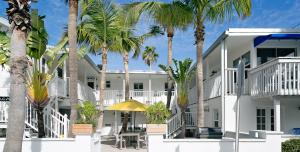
[204,74,221,100]
[249,57,300,97]
[185,112,197,127]
[102,90,175,106]
[225,68,249,95]
[78,81,96,102]
[25,99,38,131]
[0,101,8,123]
[44,106,69,138]
[166,113,181,138]
[48,77,67,97]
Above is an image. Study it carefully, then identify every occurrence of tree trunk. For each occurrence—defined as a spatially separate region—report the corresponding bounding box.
[166,31,174,109]
[37,107,45,138]
[180,109,186,138]
[4,29,27,152]
[97,47,108,130]
[122,52,130,132]
[195,19,205,128]
[68,0,79,137]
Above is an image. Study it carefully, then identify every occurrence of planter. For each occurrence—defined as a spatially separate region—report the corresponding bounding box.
[146,124,167,134]
[72,124,93,135]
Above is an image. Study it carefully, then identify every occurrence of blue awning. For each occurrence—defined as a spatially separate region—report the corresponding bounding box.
[254,34,300,47]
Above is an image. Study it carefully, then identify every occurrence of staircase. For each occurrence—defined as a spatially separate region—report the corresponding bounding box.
[166,112,197,139]
[0,97,69,138]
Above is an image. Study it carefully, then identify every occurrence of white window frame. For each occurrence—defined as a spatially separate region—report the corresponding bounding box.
[213,109,220,128]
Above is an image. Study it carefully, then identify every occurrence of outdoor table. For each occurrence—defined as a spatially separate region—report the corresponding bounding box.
[120,132,140,149]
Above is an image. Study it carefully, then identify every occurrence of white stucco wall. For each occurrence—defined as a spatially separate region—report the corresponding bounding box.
[0,135,101,152]
[148,131,283,152]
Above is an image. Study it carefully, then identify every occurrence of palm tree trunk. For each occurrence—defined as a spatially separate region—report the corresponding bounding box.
[37,107,45,138]
[195,19,205,128]
[4,29,27,152]
[180,109,186,138]
[97,47,108,130]
[122,52,129,132]
[68,0,79,137]
[166,32,174,109]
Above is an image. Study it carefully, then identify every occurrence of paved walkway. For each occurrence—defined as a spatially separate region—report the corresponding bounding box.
[101,139,147,152]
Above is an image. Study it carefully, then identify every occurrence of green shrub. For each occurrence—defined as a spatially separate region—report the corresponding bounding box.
[145,101,170,124]
[282,139,300,152]
[76,101,99,128]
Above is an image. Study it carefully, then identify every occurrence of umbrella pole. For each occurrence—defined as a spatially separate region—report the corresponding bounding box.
[134,112,136,131]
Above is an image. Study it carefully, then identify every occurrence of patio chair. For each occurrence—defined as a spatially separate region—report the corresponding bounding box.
[139,131,147,148]
[114,133,126,149]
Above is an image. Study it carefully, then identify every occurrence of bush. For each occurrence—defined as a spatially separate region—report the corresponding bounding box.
[145,101,170,124]
[282,139,300,152]
[76,101,99,128]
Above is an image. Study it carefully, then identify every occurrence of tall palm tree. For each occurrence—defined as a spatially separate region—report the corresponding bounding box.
[159,58,193,138]
[183,0,251,128]
[78,0,122,130]
[142,46,159,71]
[4,0,33,151]
[149,1,193,109]
[65,0,79,136]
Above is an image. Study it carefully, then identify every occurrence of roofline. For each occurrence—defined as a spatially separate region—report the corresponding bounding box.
[106,70,167,75]
[84,55,101,73]
[191,28,300,70]
[0,17,10,28]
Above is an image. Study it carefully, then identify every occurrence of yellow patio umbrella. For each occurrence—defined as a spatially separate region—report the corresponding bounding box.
[107,99,148,133]
[107,99,148,112]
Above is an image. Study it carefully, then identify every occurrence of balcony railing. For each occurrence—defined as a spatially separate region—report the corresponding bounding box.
[249,57,300,97]
[204,74,221,100]
[96,90,175,106]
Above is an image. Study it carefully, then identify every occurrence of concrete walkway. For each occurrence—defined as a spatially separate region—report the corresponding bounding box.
[101,139,147,152]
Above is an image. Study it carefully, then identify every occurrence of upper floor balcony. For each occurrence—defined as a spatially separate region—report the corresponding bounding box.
[203,57,300,100]
[95,90,175,107]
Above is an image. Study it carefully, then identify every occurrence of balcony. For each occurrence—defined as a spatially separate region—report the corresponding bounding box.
[94,90,175,106]
[249,57,300,97]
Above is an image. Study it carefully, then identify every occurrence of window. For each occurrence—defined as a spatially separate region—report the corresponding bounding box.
[57,67,63,78]
[256,109,266,130]
[121,112,131,123]
[88,82,95,89]
[271,109,274,131]
[106,81,111,88]
[257,48,296,65]
[134,83,143,90]
[233,51,250,79]
[42,58,46,73]
[164,83,174,91]
[213,109,220,128]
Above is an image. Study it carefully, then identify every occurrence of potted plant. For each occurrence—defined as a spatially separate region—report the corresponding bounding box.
[145,102,170,134]
[72,101,99,135]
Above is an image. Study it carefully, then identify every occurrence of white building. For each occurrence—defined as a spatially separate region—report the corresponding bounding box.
[0,17,175,138]
[187,28,300,135]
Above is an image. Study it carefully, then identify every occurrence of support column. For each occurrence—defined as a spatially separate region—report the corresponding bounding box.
[115,111,118,134]
[149,74,152,103]
[123,79,125,100]
[221,39,228,134]
[274,99,281,131]
[250,41,257,68]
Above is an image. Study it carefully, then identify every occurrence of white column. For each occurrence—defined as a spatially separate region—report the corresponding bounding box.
[84,71,87,85]
[221,39,227,134]
[123,79,125,99]
[114,111,118,134]
[250,41,257,68]
[274,99,281,131]
[149,74,152,102]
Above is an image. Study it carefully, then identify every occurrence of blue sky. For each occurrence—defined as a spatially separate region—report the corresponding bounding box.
[1,0,300,70]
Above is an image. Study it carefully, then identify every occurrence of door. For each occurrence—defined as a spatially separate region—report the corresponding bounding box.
[256,108,274,131]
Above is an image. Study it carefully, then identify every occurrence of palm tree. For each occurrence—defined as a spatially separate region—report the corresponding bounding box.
[4,0,33,151]
[78,0,122,130]
[65,0,79,136]
[183,0,252,128]
[150,1,193,109]
[159,58,193,138]
[142,46,159,71]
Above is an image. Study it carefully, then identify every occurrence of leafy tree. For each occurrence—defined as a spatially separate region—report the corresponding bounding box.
[145,101,170,124]
[159,58,193,137]
[76,101,99,128]
[0,32,9,69]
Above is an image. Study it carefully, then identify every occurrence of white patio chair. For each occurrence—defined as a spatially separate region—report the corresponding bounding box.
[114,133,126,149]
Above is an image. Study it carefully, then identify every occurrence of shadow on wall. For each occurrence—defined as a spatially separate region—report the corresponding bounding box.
[219,141,234,152]
[175,145,179,152]
[31,139,41,152]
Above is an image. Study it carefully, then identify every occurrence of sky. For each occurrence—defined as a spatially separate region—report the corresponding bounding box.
[0,0,300,71]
